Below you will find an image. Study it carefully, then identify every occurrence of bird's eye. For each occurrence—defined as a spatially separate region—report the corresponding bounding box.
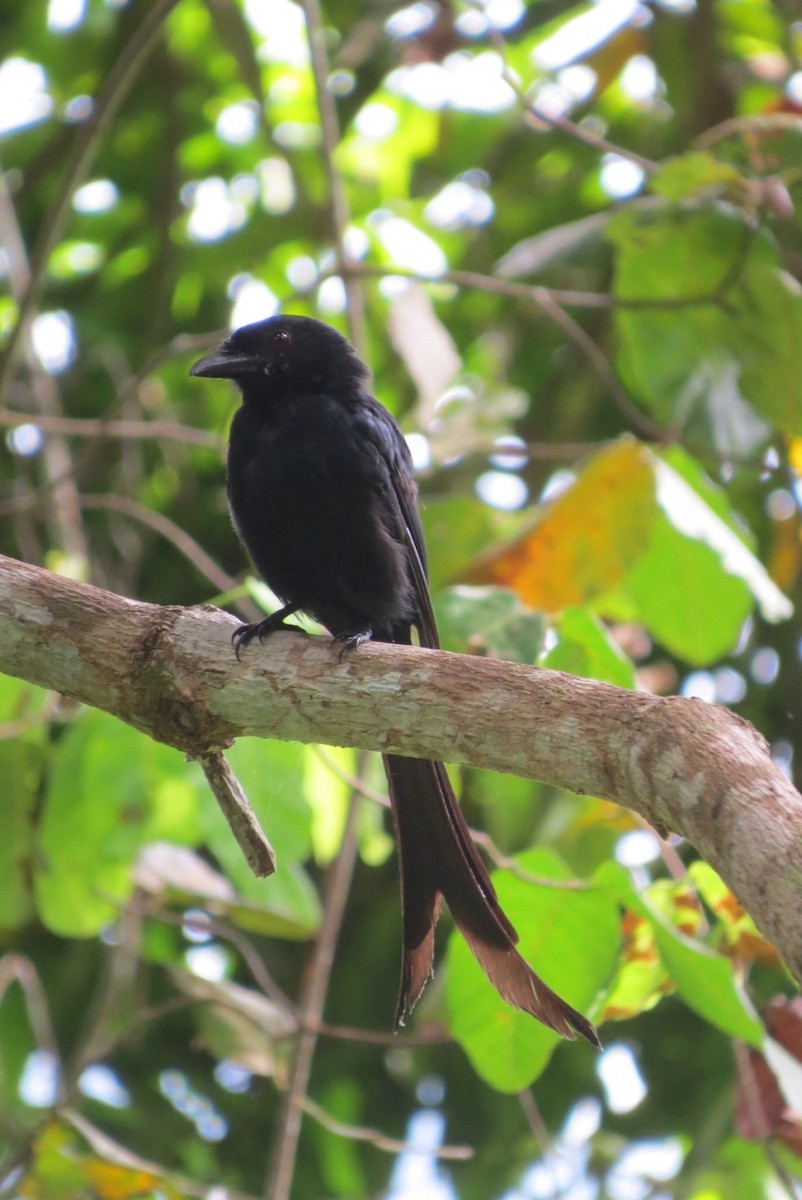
[272,330,291,352]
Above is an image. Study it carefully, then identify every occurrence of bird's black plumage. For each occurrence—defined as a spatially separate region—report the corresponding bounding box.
[191,314,598,1044]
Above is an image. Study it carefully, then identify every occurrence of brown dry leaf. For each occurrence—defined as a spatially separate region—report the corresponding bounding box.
[736,997,802,1156]
[464,439,656,612]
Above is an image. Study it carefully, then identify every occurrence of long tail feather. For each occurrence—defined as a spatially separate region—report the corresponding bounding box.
[383,754,600,1046]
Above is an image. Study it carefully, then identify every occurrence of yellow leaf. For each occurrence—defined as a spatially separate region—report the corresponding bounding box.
[465,439,656,612]
[83,1160,162,1200]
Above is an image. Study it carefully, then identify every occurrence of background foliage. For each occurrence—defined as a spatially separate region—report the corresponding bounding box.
[2,0,802,1197]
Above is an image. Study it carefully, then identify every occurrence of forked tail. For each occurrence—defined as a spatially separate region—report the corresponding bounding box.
[383,753,600,1046]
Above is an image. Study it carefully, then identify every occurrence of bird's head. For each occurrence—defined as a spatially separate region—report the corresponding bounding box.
[189,315,369,395]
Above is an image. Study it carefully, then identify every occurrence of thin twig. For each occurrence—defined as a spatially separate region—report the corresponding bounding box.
[63,1110,256,1200]
[265,790,362,1200]
[77,493,237,594]
[517,1088,553,1156]
[121,901,297,1013]
[345,259,610,310]
[315,1019,450,1046]
[468,2,655,172]
[301,1095,474,1160]
[524,286,664,439]
[198,752,277,878]
[695,112,802,151]
[0,956,61,1059]
[0,409,220,448]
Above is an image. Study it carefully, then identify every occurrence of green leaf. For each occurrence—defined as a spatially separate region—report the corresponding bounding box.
[434,584,546,661]
[422,495,501,590]
[35,711,203,936]
[447,849,620,1091]
[692,1136,786,1200]
[620,513,754,663]
[543,607,635,687]
[599,449,791,664]
[598,862,763,1047]
[610,207,802,447]
[649,152,745,202]
[0,740,38,928]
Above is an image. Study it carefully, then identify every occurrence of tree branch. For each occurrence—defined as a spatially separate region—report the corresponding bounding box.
[2,553,801,983]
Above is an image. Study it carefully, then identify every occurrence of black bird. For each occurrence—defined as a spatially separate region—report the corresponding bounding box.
[191,314,598,1044]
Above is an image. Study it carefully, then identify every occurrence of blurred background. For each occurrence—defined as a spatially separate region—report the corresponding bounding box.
[1,1,802,1197]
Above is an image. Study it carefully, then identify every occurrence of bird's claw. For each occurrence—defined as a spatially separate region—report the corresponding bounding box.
[333,630,372,662]
[231,612,302,660]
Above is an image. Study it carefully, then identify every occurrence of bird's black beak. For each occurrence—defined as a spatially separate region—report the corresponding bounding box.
[190,348,264,379]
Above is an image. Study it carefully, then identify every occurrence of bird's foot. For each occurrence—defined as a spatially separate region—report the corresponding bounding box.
[232,604,301,660]
[333,629,372,662]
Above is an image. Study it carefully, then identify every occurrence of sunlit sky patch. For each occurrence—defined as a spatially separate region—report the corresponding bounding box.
[185,943,228,981]
[160,1069,229,1143]
[229,276,279,329]
[216,100,260,145]
[79,1063,131,1108]
[7,423,45,458]
[533,0,644,71]
[620,53,661,102]
[384,2,439,41]
[184,177,248,242]
[257,157,296,214]
[355,101,399,140]
[285,254,318,291]
[616,828,661,867]
[31,310,76,374]
[600,154,646,198]
[273,120,321,149]
[244,0,308,66]
[47,0,86,33]
[609,1138,684,1191]
[681,670,716,703]
[386,51,514,113]
[373,215,447,276]
[327,69,356,97]
[343,224,370,260]
[19,1049,59,1107]
[73,178,119,213]
[425,179,494,230]
[490,436,528,470]
[317,275,347,313]
[406,431,432,472]
[64,93,93,122]
[461,0,523,33]
[475,469,528,510]
[0,58,53,136]
[597,1043,647,1113]
[215,1060,253,1094]
[557,63,598,103]
[386,1109,452,1200]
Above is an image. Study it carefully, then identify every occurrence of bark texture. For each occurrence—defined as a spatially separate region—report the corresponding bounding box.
[1,553,800,980]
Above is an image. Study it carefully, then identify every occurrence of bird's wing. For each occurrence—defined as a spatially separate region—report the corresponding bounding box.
[355,397,439,650]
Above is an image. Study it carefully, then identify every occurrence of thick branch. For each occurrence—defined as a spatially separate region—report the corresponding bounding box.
[2,554,801,981]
